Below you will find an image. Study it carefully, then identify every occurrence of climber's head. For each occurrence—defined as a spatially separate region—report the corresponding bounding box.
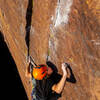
[32,64,53,80]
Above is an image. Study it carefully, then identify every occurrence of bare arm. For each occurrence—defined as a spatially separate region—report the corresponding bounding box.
[52,63,68,94]
[25,63,32,78]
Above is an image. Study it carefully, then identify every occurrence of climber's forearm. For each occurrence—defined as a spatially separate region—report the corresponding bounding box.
[52,63,68,94]
[56,74,67,93]
[52,73,67,94]
[25,64,31,78]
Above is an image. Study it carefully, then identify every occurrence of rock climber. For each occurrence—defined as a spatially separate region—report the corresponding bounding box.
[25,59,69,100]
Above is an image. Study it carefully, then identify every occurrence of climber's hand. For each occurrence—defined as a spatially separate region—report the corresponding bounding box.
[26,55,31,63]
[62,63,68,76]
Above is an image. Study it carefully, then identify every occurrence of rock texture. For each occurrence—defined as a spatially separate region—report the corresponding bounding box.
[0,0,100,100]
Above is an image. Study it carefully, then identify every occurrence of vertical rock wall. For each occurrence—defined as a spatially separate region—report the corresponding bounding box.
[0,0,100,100]
[0,0,32,99]
[30,0,100,100]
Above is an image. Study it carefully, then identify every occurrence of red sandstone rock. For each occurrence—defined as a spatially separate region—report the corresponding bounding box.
[0,0,100,100]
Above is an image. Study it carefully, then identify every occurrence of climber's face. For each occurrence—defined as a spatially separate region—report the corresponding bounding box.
[47,67,53,76]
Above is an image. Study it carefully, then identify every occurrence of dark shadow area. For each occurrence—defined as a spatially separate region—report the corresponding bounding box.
[0,32,28,100]
[25,0,33,56]
[65,63,77,83]
[46,61,77,84]
[46,61,58,73]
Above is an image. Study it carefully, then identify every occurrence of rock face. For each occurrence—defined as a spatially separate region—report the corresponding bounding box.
[0,0,100,100]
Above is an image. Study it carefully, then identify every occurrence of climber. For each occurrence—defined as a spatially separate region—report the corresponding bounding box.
[25,59,68,100]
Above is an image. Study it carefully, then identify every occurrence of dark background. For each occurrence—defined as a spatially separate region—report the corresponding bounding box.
[0,32,28,100]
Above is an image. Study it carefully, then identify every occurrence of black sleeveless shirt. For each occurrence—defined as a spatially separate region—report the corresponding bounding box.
[35,72,61,100]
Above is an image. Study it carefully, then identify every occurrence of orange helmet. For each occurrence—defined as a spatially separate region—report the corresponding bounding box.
[32,65,48,80]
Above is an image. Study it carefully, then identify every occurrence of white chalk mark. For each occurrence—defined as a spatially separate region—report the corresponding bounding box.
[91,40,100,46]
[49,37,58,52]
[48,36,58,59]
[48,0,73,60]
[94,42,100,46]
[53,0,73,27]
[30,26,35,35]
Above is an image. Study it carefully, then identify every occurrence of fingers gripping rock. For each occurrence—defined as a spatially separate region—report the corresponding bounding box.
[62,63,68,75]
